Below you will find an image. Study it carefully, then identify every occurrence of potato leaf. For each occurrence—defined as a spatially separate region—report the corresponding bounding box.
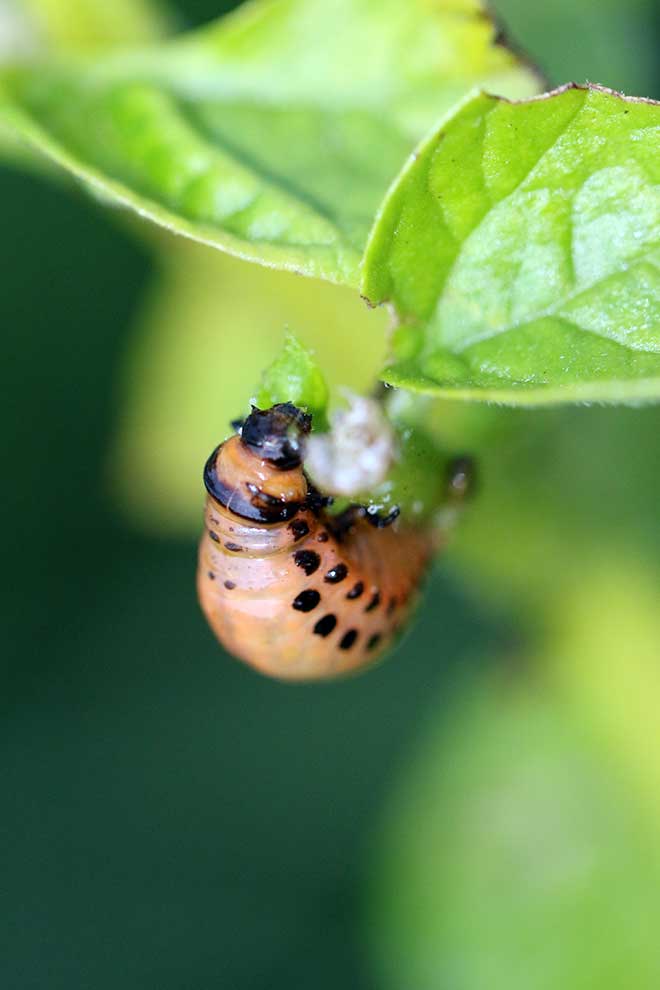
[0,0,540,285]
[363,84,660,404]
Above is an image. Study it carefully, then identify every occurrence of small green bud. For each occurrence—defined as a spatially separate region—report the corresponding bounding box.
[255,332,329,430]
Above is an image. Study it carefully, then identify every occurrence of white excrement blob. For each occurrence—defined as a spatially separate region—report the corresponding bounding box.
[305,392,396,497]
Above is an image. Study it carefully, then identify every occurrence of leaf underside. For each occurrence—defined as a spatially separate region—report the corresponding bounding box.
[363,85,660,404]
[0,0,540,285]
[3,5,658,407]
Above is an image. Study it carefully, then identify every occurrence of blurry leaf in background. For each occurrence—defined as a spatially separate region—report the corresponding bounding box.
[425,397,660,619]
[109,240,387,533]
[445,445,660,625]
[368,650,660,990]
[16,0,175,50]
[547,558,660,826]
[255,331,329,429]
[0,0,175,165]
[495,0,660,99]
[0,0,541,284]
[364,85,660,404]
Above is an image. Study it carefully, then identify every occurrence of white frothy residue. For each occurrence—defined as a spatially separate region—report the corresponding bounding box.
[305,393,396,497]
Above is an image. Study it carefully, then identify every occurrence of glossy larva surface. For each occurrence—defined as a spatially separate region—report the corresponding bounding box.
[197,434,431,681]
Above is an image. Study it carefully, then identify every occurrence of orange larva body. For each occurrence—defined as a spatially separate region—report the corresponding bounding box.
[197,431,432,681]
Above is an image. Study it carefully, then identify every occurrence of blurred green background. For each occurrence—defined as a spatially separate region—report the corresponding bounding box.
[2,1,660,987]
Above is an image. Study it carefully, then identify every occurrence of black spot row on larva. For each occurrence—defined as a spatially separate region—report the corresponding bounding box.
[340,629,358,651]
[288,519,309,541]
[325,563,348,584]
[365,591,381,613]
[293,549,320,575]
[314,614,337,637]
[292,589,321,612]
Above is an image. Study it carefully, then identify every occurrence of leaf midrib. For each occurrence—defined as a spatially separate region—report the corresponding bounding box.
[175,98,391,251]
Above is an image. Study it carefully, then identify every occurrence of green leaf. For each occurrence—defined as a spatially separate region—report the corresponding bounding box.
[255,332,329,427]
[363,84,660,404]
[0,0,541,285]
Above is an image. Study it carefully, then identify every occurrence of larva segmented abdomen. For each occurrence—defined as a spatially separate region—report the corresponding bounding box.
[197,430,431,681]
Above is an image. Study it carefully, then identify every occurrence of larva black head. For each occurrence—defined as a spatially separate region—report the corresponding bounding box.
[240,402,312,470]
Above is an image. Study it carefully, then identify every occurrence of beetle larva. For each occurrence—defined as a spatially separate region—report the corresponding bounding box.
[197,402,454,681]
